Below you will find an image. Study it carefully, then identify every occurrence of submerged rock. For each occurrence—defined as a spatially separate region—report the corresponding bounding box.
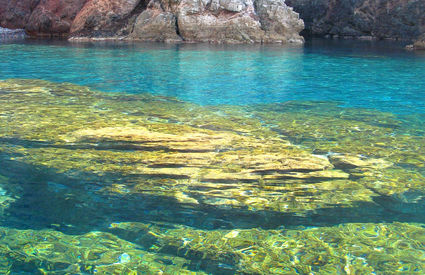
[1,79,425,273]
[1,222,425,274]
[1,78,425,217]
[0,79,378,214]
[329,154,392,170]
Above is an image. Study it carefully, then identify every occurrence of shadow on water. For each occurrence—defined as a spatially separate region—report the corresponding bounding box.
[1,151,425,237]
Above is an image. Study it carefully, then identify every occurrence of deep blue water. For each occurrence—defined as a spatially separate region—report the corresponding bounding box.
[1,39,424,114]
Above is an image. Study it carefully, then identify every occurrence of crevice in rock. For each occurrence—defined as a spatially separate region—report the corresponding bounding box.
[252,0,266,32]
[119,0,152,36]
[175,16,183,39]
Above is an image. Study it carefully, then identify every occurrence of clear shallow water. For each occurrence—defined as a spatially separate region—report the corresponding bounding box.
[0,40,425,274]
[1,39,424,113]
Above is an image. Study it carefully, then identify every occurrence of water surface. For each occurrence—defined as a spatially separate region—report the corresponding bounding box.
[1,39,424,113]
[0,39,425,274]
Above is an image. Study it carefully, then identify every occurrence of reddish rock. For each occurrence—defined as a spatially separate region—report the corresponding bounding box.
[25,0,88,36]
[70,0,146,37]
[0,0,40,29]
[0,0,423,43]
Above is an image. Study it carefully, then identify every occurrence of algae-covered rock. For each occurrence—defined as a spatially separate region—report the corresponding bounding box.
[1,79,364,215]
[107,221,425,274]
[0,226,204,274]
[1,220,425,274]
[1,79,425,274]
[1,78,425,214]
[0,174,17,216]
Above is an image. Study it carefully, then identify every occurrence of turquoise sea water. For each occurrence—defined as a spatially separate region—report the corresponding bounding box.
[1,39,425,113]
[0,39,425,274]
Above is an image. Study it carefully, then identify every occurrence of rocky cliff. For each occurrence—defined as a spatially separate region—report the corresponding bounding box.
[286,0,425,41]
[0,0,304,43]
[0,0,423,43]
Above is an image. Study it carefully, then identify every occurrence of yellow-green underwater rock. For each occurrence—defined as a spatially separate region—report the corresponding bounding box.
[1,78,425,211]
[1,79,425,274]
[0,79,378,214]
[1,221,424,274]
[0,226,204,274]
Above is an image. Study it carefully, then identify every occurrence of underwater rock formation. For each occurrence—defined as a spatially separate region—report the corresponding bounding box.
[0,220,425,273]
[285,0,425,41]
[1,79,425,214]
[1,79,425,273]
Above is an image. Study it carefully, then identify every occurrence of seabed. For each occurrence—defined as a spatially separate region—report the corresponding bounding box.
[0,79,424,274]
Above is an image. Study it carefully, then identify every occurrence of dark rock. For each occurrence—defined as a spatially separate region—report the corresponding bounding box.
[0,0,40,29]
[286,0,425,41]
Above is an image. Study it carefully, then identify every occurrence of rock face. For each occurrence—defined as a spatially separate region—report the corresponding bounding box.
[285,0,425,41]
[412,34,425,50]
[165,0,303,43]
[0,0,40,29]
[75,0,304,43]
[128,0,182,42]
[0,0,303,43]
[0,27,26,39]
[26,0,88,36]
[70,0,146,37]
[2,0,423,43]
